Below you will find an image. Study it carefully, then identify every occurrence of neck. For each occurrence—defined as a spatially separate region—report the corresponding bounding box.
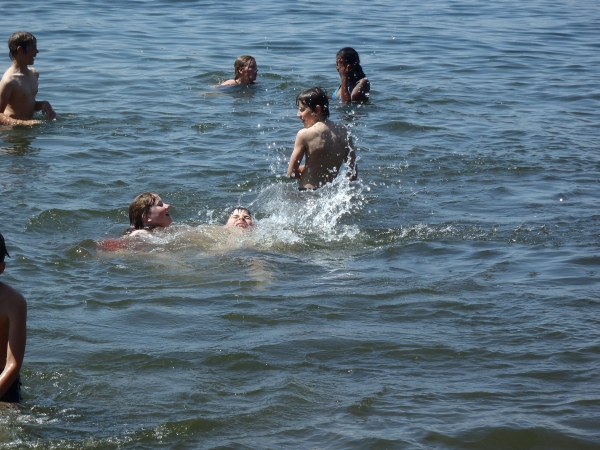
[12,59,29,74]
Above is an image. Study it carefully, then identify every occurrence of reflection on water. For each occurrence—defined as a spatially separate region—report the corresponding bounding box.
[0,128,40,156]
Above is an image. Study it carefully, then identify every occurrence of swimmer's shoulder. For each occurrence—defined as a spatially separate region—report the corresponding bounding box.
[125,228,149,237]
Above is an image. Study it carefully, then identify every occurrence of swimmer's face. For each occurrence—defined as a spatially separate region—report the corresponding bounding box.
[145,197,173,228]
[21,43,38,65]
[225,209,253,229]
[297,101,318,128]
[238,60,258,84]
[245,60,258,81]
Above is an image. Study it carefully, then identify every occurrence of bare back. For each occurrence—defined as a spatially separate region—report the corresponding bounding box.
[0,65,39,121]
[289,119,356,189]
[0,281,27,399]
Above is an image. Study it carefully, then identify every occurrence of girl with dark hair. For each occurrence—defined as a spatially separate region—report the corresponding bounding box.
[332,47,370,103]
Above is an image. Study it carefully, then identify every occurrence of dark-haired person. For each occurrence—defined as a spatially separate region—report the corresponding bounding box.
[221,55,258,86]
[0,233,26,403]
[287,87,357,190]
[0,31,56,125]
[224,207,254,229]
[126,192,173,236]
[332,47,369,103]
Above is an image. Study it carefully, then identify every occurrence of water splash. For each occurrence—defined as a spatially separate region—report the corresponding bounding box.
[252,172,364,245]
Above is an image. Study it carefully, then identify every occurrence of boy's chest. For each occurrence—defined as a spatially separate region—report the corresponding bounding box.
[11,73,38,98]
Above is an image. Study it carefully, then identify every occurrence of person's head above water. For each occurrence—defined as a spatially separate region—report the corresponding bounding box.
[336,47,366,81]
[128,192,173,231]
[225,207,253,229]
[296,87,330,120]
[234,55,258,84]
[0,233,10,266]
[8,31,37,61]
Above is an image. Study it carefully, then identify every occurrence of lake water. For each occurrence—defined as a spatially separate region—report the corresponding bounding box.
[1,1,599,448]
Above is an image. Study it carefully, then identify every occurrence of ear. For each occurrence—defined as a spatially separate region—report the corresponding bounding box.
[142,213,151,223]
[0,262,5,275]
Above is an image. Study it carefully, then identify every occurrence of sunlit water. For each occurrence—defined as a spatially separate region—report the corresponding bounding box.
[1,1,599,448]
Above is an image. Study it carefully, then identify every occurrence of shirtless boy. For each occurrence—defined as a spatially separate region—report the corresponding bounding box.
[0,31,56,126]
[287,87,357,190]
[0,234,27,403]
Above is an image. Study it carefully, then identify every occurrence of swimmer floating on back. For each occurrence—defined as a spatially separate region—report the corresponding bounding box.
[126,192,173,236]
[288,87,357,190]
[332,47,369,103]
[221,55,258,86]
[224,207,254,229]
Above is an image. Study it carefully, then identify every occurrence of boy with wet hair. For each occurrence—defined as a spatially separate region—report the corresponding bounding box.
[0,233,27,403]
[0,31,56,125]
[225,207,253,229]
[287,87,357,190]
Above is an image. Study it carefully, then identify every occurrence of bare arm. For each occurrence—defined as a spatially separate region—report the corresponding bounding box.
[0,79,41,125]
[339,65,370,103]
[34,100,56,119]
[350,78,370,103]
[287,131,307,179]
[0,79,18,125]
[0,290,27,398]
[339,65,353,103]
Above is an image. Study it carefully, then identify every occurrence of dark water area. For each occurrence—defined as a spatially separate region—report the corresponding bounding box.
[1,0,599,448]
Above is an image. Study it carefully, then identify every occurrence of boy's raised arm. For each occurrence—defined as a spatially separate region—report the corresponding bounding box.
[287,131,307,179]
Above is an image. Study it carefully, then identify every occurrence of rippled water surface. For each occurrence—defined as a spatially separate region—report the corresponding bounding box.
[1,1,599,448]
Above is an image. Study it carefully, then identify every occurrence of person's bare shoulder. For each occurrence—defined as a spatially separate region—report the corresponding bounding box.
[127,229,149,237]
[324,119,347,138]
[0,282,27,313]
[0,68,18,86]
[220,79,237,86]
[31,67,40,80]
[296,126,313,141]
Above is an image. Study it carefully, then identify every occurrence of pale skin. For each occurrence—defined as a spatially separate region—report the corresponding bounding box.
[225,209,254,229]
[0,262,27,400]
[287,102,357,189]
[0,41,56,126]
[221,60,258,86]
[129,197,172,236]
[336,57,370,103]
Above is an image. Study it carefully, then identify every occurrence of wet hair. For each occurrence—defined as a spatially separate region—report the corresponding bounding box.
[234,55,256,80]
[296,87,330,118]
[336,47,366,81]
[128,192,159,230]
[0,233,10,263]
[229,207,251,217]
[8,31,36,61]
